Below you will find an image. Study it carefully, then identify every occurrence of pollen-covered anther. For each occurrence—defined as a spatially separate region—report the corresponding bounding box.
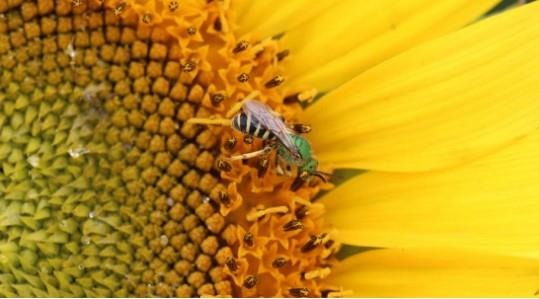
[243,232,254,247]
[291,123,312,134]
[216,158,232,172]
[225,256,239,272]
[272,257,288,268]
[243,275,257,289]
[237,72,249,82]
[289,288,311,298]
[114,2,127,16]
[294,196,315,206]
[233,40,249,53]
[182,60,197,72]
[218,190,231,206]
[167,0,179,12]
[283,219,304,232]
[324,239,335,249]
[276,49,290,61]
[141,13,152,24]
[186,26,197,35]
[210,93,225,106]
[322,243,339,259]
[224,136,237,150]
[298,88,319,102]
[71,0,82,8]
[303,268,331,280]
[246,205,289,222]
[295,206,309,219]
[301,235,323,253]
[264,75,285,88]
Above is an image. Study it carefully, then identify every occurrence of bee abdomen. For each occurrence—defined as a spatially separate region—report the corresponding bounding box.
[232,112,275,140]
[232,112,248,132]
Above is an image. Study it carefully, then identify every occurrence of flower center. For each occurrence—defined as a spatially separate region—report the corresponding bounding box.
[0,0,338,297]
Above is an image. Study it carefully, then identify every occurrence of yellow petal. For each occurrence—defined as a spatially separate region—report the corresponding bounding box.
[230,0,252,20]
[322,129,539,258]
[234,0,333,39]
[306,2,539,172]
[282,0,499,92]
[327,248,539,297]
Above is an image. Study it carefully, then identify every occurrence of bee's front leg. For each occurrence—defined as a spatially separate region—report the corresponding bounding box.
[275,155,285,176]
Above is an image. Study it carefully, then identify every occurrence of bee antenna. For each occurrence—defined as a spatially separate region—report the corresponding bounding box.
[314,171,329,182]
[318,170,332,177]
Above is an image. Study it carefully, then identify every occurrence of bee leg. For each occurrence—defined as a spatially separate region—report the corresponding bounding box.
[290,175,305,191]
[186,118,231,126]
[285,165,293,176]
[228,146,272,161]
[257,158,269,178]
[275,163,285,176]
[268,139,281,149]
[274,152,284,175]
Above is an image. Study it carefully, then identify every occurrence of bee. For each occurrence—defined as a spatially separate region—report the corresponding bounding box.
[189,99,328,182]
[238,100,328,182]
[232,99,301,160]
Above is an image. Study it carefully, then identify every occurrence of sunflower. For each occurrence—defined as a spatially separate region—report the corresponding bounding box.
[1,0,538,297]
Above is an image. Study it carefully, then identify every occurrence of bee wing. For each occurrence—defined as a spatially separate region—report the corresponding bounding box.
[242,100,300,158]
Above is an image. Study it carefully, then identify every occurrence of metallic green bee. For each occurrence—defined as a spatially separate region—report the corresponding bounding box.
[189,98,328,185]
[227,100,327,184]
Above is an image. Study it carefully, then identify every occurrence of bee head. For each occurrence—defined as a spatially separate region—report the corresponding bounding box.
[300,159,318,177]
[300,159,332,183]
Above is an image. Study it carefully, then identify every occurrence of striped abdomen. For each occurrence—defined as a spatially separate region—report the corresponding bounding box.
[232,112,275,140]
